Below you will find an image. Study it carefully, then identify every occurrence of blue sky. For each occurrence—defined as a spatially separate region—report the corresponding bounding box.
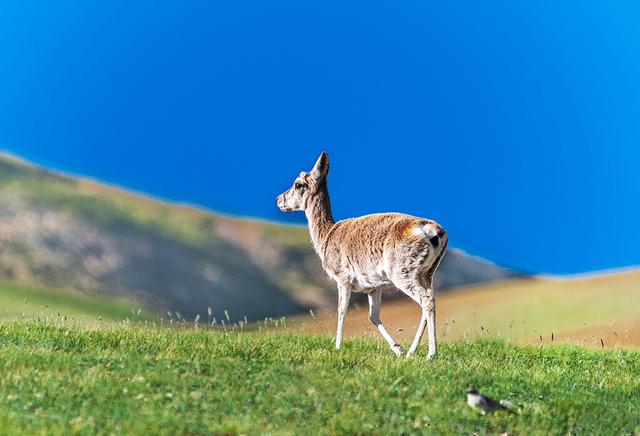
[0,1,639,274]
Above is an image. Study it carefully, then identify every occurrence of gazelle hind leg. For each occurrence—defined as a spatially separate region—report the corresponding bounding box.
[402,282,436,359]
[421,275,437,359]
[425,287,436,359]
[367,289,403,357]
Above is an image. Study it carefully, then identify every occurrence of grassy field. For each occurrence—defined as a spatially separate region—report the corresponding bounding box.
[292,270,640,348]
[0,281,152,324]
[0,321,638,434]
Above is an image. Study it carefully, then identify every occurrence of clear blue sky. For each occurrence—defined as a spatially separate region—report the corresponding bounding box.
[0,1,639,274]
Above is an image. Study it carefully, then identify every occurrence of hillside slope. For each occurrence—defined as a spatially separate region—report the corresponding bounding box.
[0,153,517,321]
[293,270,640,348]
[0,281,153,323]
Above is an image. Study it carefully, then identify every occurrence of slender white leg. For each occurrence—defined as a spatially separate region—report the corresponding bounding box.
[405,285,436,359]
[406,309,428,358]
[368,290,403,357]
[426,291,437,360]
[335,286,351,350]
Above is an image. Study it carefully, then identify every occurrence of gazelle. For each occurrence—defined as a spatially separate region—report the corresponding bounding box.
[277,152,448,359]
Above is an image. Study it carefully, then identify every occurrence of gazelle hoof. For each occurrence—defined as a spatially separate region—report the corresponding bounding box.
[391,344,403,357]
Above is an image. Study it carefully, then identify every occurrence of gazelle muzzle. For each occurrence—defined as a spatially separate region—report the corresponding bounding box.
[276,193,292,212]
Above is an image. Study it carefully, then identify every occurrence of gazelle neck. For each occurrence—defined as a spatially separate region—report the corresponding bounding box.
[305,180,335,260]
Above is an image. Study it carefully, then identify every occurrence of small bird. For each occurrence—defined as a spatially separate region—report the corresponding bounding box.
[467,388,514,415]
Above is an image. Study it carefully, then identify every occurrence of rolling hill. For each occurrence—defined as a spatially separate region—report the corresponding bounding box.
[0,153,518,322]
[292,269,640,348]
[0,280,153,323]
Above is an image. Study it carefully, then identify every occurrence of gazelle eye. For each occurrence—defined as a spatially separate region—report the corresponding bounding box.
[295,182,304,190]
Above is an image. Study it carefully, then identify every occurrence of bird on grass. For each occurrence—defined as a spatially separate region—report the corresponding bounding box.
[467,388,516,415]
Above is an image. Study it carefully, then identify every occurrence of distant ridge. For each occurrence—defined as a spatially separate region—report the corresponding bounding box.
[546,265,640,281]
[0,153,520,321]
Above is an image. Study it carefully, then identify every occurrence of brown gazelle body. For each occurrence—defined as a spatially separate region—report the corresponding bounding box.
[277,152,447,358]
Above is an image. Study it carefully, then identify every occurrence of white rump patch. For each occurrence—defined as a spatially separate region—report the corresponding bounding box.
[413,223,438,238]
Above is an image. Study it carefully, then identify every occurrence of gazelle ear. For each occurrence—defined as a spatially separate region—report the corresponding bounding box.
[310,151,330,182]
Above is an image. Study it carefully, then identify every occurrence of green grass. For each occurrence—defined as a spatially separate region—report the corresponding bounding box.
[0,282,153,323]
[0,322,638,434]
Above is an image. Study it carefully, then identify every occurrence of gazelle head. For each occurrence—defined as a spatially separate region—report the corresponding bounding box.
[277,152,330,212]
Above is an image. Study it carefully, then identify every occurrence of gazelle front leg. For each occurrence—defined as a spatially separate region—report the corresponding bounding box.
[335,285,351,350]
[368,289,403,357]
